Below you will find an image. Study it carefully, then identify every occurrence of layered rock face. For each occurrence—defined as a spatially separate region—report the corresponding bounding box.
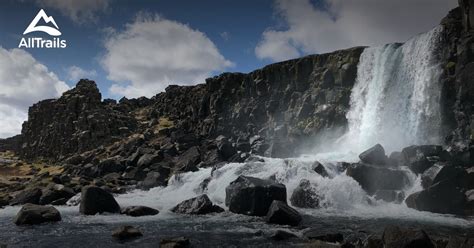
[151,47,364,157]
[19,80,139,160]
[440,2,474,162]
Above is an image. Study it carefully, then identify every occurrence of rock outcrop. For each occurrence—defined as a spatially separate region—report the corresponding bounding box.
[171,194,224,215]
[346,163,410,195]
[121,206,159,217]
[14,203,61,225]
[225,176,287,216]
[19,80,139,160]
[79,186,121,215]
[265,200,302,226]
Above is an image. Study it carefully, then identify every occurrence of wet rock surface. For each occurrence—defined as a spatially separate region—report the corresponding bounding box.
[225,176,287,216]
[79,186,120,215]
[171,194,224,215]
[14,203,61,225]
[265,200,302,226]
[121,206,159,217]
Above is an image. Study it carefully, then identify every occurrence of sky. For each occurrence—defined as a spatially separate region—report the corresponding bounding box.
[0,0,457,138]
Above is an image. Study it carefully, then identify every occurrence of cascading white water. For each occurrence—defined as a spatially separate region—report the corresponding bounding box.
[342,26,444,153]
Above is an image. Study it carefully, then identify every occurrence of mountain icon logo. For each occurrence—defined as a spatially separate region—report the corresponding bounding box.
[23,9,61,36]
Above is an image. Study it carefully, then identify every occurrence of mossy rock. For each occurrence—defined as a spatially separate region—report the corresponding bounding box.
[446,61,456,69]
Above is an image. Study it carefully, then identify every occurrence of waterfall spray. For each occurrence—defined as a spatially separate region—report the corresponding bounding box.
[342,26,444,153]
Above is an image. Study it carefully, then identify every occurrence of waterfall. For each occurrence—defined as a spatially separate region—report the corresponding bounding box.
[114,26,448,220]
[342,26,444,153]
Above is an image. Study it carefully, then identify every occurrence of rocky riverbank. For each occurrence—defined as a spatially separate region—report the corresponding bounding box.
[1,1,474,247]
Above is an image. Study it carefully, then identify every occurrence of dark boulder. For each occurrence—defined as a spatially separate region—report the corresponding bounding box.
[346,164,410,195]
[421,163,444,189]
[374,190,405,203]
[405,180,466,215]
[401,145,443,174]
[95,157,125,176]
[175,146,200,172]
[431,166,467,186]
[39,184,75,205]
[79,186,120,215]
[137,153,162,168]
[171,194,224,215]
[112,226,143,241]
[290,179,320,208]
[382,226,434,248]
[10,188,42,205]
[265,200,302,226]
[359,144,387,165]
[121,206,159,217]
[270,230,298,241]
[313,162,329,177]
[225,176,286,216]
[401,145,444,160]
[138,168,170,190]
[216,135,236,160]
[160,237,190,248]
[14,203,61,225]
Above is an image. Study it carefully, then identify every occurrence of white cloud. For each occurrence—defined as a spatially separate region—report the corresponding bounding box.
[101,13,234,98]
[35,0,109,23]
[256,0,458,61]
[67,65,97,82]
[0,47,69,138]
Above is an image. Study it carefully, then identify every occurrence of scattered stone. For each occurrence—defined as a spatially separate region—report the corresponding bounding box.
[265,200,302,226]
[138,168,170,190]
[290,179,320,208]
[137,153,162,168]
[346,164,410,195]
[79,186,120,215]
[270,230,298,241]
[225,176,286,216]
[160,237,190,248]
[121,206,159,217]
[14,203,61,225]
[175,146,200,172]
[401,145,443,174]
[382,226,434,248]
[171,194,224,215]
[112,226,143,241]
[313,162,329,177]
[39,184,75,205]
[216,135,236,160]
[10,188,42,205]
[359,144,387,165]
[405,179,466,215]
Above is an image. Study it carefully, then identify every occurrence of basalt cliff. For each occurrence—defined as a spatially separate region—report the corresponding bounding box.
[0,1,474,221]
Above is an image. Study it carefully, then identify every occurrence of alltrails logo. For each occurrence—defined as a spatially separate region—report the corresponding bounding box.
[18,9,67,49]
